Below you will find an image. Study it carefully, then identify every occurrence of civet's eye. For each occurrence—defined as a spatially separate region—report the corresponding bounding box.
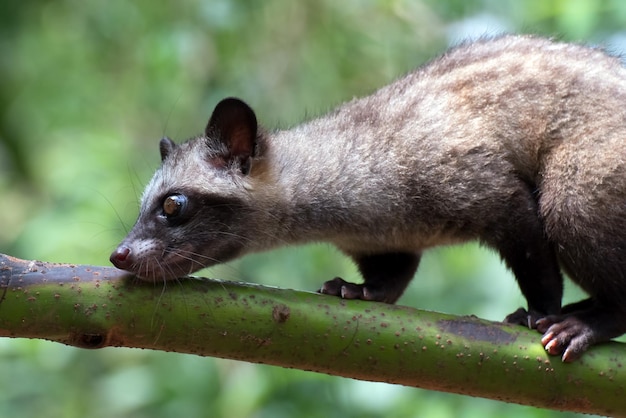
[162,194,187,217]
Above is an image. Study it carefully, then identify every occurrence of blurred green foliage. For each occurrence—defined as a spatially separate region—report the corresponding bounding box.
[1,1,624,417]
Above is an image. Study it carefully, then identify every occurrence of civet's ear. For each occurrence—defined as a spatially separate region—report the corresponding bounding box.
[159,137,177,161]
[205,97,258,171]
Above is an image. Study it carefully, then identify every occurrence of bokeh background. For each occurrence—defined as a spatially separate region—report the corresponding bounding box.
[1,1,625,417]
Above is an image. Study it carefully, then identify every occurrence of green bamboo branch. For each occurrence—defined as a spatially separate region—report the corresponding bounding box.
[0,253,624,416]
